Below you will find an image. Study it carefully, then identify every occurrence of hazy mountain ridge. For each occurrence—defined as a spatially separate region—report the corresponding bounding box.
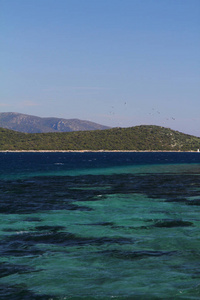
[0,112,110,133]
[0,125,200,151]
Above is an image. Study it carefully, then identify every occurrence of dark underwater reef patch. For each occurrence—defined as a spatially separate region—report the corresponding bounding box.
[0,231,133,257]
[0,200,92,214]
[0,239,45,257]
[80,173,199,205]
[153,219,193,228]
[98,249,175,260]
[107,173,200,201]
[35,225,66,232]
[0,284,52,300]
[187,199,200,206]
[165,198,200,206]
[101,218,193,231]
[0,178,93,214]
[23,217,42,222]
[43,173,200,202]
[81,222,115,227]
[0,262,39,278]
[0,172,200,215]
[164,197,188,203]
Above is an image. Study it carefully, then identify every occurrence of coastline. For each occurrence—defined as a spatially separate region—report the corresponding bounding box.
[0,150,199,153]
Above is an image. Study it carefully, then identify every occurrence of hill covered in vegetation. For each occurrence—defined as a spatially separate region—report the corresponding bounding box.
[0,125,200,151]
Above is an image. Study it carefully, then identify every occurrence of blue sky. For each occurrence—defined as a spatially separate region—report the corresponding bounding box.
[1,0,200,136]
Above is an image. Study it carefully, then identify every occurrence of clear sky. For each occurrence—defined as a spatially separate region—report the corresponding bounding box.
[1,0,200,136]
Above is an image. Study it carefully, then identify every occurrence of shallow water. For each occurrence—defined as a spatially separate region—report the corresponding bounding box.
[0,152,200,299]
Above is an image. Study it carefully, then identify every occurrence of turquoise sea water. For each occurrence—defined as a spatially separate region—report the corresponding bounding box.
[0,152,200,299]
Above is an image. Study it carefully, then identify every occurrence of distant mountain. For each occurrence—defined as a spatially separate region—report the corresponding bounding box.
[0,112,110,133]
[0,125,200,151]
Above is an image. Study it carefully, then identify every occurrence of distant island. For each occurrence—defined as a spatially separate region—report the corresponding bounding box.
[0,112,110,133]
[0,125,200,151]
